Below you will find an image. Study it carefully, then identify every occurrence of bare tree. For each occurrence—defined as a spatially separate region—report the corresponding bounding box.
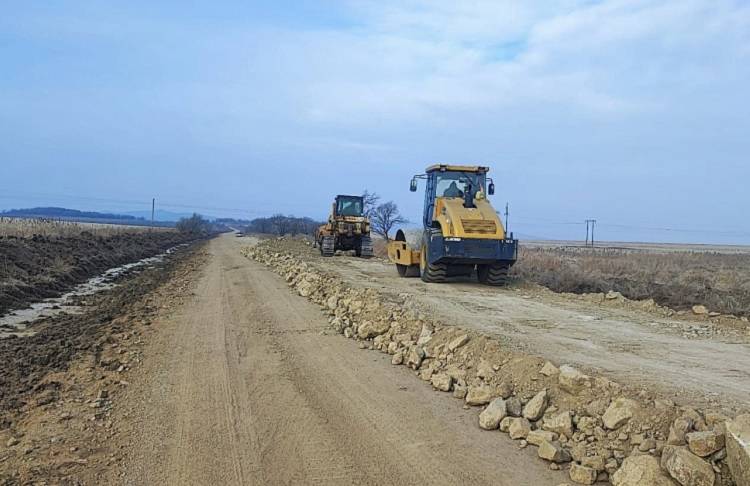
[246,215,322,236]
[176,213,212,234]
[371,201,407,240]
[362,190,380,218]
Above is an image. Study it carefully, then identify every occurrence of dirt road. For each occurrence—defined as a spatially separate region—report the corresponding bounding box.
[117,234,562,485]
[295,243,750,412]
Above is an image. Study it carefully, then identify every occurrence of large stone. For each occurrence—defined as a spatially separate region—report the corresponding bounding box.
[603,397,639,430]
[406,346,425,369]
[668,417,694,445]
[416,323,433,346]
[538,440,571,463]
[506,397,523,417]
[543,411,574,439]
[726,414,750,486]
[431,373,453,392]
[418,366,435,381]
[479,398,508,430]
[326,296,339,310]
[448,334,470,351]
[523,390,548,421]
[357,320,390,338]
[466,385,494,406]
[692,305,709,315]
[558,365,591,395]
[569,463,598,485]
[508,418,532,440]
[611,455,677,486]
[497,381,514,399]
[580,455,606,472]
[527,429,559,446]
[682,408,708,431]
[499,417,513,433]
[686,430,725,457]
[540,361,559,377]
[661,446,715,486]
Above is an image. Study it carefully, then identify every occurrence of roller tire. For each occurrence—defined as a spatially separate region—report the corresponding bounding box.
[420,239,447,283]
[397,264,421,278]
[477,263,510,286]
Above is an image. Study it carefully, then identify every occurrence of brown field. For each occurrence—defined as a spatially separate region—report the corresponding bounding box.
[512,245,750,317]
[0,217,172,238]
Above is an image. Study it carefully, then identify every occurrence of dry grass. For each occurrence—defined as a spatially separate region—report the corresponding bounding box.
[0,217,172,238]
[512,246,750,317]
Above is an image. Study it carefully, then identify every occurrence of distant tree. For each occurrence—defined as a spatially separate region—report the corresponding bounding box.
[246,215,322,237]
[362,190,381,218]
[271,214,298,236]
[176,213,211,234]
[371,201,408,240]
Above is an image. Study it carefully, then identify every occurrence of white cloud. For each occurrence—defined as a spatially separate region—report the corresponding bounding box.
[275,0,750,123]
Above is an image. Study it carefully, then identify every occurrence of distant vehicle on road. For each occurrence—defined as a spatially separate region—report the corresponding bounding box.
[236,232,244,237]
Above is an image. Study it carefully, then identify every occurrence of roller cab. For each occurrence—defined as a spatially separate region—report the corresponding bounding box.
[387,164,518,285]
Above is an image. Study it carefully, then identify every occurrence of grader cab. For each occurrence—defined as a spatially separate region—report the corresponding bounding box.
[388,165,517,285]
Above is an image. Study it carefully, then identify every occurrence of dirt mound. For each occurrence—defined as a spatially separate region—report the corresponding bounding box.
[0,231,197,315]
[0,243,198,414]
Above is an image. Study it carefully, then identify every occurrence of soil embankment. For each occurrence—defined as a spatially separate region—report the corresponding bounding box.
[0,232,197,315]
[0,241,204,484]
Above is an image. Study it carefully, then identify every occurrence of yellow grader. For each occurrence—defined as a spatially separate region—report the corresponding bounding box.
[315,195,373,258]
[388,165,517,285]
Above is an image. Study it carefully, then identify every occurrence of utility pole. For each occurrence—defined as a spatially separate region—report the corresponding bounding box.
[585,220,589,245]
[151,198,155,230]
[591,219,596,246]
[585,219,597,247]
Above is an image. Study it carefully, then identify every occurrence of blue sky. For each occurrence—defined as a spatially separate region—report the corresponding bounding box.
[1,0,749,243]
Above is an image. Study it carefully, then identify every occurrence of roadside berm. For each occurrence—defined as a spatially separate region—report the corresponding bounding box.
[243,240,749,486]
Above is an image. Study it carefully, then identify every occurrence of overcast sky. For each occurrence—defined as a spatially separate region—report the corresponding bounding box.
[1,1,749,243]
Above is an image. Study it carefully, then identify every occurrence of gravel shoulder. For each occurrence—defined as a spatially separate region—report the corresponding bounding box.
[288,240,750,414]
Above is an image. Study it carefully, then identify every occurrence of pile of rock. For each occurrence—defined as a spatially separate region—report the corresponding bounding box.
[243,242,749,486]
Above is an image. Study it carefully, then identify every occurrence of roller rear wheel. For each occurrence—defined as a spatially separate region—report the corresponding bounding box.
[477,262,510,286]
[420,239,447,283]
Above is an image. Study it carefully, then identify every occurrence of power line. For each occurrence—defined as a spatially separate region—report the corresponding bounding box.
[0,190,272,216]
[2,188,749,238]
[514,215,750,237]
